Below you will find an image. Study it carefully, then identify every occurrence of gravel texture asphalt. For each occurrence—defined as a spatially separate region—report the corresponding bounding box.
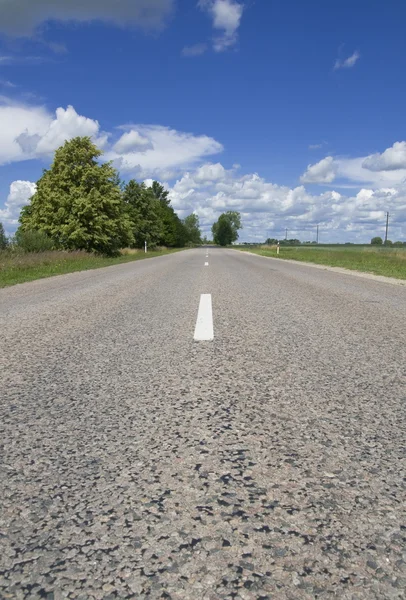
[1,248,405,600]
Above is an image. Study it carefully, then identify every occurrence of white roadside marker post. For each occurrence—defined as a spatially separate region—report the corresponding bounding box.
[277,242,280,256]
[145,240,147,253]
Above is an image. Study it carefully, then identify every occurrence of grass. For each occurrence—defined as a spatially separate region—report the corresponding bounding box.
[0,247,183,288]
[236,245,406,280]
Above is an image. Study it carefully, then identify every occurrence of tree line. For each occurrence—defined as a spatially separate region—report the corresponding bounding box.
[0,136,202,256]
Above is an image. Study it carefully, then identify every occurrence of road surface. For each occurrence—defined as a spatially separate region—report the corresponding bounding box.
[1,248,405,600]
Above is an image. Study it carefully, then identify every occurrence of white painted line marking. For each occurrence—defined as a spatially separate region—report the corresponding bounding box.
[205,262,209,266]
[194,294,214,341]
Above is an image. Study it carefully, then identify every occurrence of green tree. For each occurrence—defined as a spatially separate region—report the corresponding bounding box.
[183,213,202,245]
[149,181,187,247]
[157,201,187,247]
[0,222,8,250]
[151,181,170,205]
[19,137,132,255]
[123,180,163,248]
[384,239,393,246]
[371,236,383,245]
[212,211,242,246]
[212,215,233,246]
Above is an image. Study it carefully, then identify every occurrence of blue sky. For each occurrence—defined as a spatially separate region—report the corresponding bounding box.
[1,0,406,242]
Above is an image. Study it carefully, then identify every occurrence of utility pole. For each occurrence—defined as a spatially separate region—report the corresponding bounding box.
[316,224,319,244]
[285,228,288,241]
[384,212,390,245]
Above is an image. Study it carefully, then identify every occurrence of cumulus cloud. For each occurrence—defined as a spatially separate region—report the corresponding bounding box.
[300,157,336,184]
[302,142,406,188]
[362,141,406,172]
[106,125,223,178]
[0,97,223,178]
[0,0,174,36]
[0,99,104,164]
[334,51,360,70]
[199,0,244,51]
[0,180,36,228]
[113,130,153,154]
[195,162,226,182]
[182,43,208,57]
[168,163,406,242]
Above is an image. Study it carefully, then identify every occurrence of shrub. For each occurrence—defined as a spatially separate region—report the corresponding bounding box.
[0,222,8,250]
[15,230,54,253]
[371,236,383,245]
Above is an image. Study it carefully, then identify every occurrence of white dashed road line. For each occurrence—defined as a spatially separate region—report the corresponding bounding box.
[194,294,214,341]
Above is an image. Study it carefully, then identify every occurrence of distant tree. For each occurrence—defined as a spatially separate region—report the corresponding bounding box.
[212,216,233,246]
[212,211,242,245]
[151,181,170,205]
[384,239,393,246]
[183,213,202,245]
[265,238,279,245]
[148,180,187,246]
[393,241,404,247]
[123,180,163,248]
[155,199,186,247]
[0,222,8,250]
[19,137,132,255]
[371,236,383,245]
[280,238,301,246]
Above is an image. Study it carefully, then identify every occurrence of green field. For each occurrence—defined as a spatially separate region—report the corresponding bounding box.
[237,245,406,280]
[0,248,182,289]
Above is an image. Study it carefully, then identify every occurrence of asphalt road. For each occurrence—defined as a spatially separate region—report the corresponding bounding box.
[1,248,405,600]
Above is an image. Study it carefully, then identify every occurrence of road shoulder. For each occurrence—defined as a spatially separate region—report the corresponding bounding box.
[233,249,406,287]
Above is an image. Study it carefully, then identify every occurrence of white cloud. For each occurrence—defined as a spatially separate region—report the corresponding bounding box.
[0,55,49,65]
[106,125,223,178]
[0,180,36,228]
[0,99,104,164]
[195,162,226,182]
[300,156,336,183]
[199,0,244,51]
[113,130,153,154]
[182,43,208,57]
[0,0,174,36]
[308,143,322,150]
[362,141,406,172]
[334,50,360,70]
[0,97,223,178]
[33,106,102,155]
[168,163,406,242]
[302,141,406,188]
[0,79,16,88]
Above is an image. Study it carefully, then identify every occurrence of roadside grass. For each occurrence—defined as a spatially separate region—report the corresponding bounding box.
[0,247,183,288]
[236,245,406,279]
